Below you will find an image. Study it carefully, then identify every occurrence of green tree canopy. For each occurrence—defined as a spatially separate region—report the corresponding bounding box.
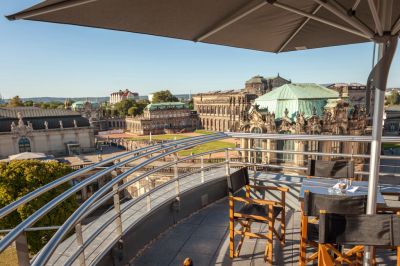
[387,90,400,105]
[127,106,138,116]
[113,99,135,117]
[0,160,78,254]
[152,90,179,103]
[23,100,34,107]
[8,96,24,107]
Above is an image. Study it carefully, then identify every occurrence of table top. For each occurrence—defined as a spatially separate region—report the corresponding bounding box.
[299,177,386,205]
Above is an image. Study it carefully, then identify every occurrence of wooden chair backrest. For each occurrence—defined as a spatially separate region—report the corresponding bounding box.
[227,167,249,195]
[307,159,354,179]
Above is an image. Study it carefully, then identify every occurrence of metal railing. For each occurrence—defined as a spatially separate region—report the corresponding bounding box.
[1,132,400,265]
[0,133,226,257]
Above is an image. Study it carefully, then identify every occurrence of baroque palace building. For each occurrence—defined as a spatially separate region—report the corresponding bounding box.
[238,83,368,168]
[193,75,290,132]
[0,107,95,158]
[126,102,198,135]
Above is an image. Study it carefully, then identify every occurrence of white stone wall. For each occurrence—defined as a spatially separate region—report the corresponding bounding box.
[0,127,95,159]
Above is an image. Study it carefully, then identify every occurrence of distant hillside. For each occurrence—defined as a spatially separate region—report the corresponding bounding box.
[5,97,109,103]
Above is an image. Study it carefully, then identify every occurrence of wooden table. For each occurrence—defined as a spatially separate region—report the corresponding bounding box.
[299,177,386,205]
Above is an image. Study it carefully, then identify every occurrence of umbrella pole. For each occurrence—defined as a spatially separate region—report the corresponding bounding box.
[364,38,397,265]
[363,45,385,265]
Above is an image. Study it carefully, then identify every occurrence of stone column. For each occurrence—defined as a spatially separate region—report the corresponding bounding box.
[261,140,267,164]
[294,140,306,166]
[267,140,277,164]
[240,138,248,162]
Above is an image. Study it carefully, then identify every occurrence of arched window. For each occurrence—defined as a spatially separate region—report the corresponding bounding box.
[18,137,31,153]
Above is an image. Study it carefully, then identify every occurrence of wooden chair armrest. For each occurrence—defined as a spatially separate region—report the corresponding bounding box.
[377,206,400,213]
[249,184,289,192]
[231,196,281,206]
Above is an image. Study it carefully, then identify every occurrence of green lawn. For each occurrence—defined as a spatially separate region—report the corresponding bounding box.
[383,143,400,149]
[127,131,231,156]
[178,141,235,156]
[194,129,214,135]
[128,134,188,141]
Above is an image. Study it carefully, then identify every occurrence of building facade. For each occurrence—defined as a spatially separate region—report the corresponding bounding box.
[0,107,95,158]
[193,75,290,132]
[193,91,256,132]
[245,74,291,96]
[238,83,368,168]
[327,83,367,107]
[126,102,198,135]
[110,89,139,105]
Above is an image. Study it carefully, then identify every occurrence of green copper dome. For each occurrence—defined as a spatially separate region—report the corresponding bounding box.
[254,83,339,121]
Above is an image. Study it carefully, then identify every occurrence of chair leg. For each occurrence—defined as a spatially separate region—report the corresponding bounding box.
[318,244,334,266]
[281,209,286,246]
[397,246,400,266]
[229,199,235,259]
[265,205,274,264]
[299,214,308,266]
[281,192,286,245]
[235,220,251,257]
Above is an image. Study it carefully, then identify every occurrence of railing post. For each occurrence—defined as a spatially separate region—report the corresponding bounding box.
[112,184,123,238]
[173,152,180,195]
[75,222,86,266]
[225,149,230,177]
[146,194,151,211]
[200,155,205,183]
[15,232,30,266]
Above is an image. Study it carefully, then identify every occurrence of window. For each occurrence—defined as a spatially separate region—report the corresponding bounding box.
[18,137,31,152]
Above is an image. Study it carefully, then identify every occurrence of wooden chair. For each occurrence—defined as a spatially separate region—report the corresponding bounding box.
[307,159,354,179]
[317,211,400,266]
[227,167,289,264]
[299,191,367,265]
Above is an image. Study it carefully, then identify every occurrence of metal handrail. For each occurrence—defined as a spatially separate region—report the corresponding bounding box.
[0,133,215,219]
[2,133,400,265]
[30,133,227,265]
[226,132,400,143]
[0,133,227,255]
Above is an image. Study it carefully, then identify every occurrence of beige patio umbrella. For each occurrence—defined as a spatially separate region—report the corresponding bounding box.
[6,0,400,264]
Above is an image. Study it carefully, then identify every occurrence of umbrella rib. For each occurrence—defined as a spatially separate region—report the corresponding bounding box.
[269,1,368,39]
[391,16,400,35]
[194,1,268,42]
[312,0,374,39]
[7,0,98,21]
[352,0,361,12]
[367,0,383,36]
[277,4,323,53]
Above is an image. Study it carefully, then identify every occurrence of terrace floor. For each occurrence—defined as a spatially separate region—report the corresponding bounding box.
[130,198,398,266]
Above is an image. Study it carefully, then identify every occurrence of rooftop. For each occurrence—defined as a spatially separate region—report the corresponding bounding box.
[0,107,80,118]
[145,102,187,111]
[254,83,339,120]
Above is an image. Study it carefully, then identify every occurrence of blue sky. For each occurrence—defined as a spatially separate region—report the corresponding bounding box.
[1,1,399,99]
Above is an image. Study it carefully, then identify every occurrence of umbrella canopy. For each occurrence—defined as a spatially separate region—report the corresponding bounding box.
[6,0,400,52]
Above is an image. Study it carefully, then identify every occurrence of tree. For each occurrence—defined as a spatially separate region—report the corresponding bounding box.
[0,160,78,254]
[152,90,179,103]
[113,99,135,117]
[23,100,34,107]
[127,106,138,116]
[8,96,24,107]
[387,90,400,105]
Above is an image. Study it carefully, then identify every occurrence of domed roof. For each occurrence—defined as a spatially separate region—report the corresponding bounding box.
[71,100,100,109]
[254,83,339,121]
